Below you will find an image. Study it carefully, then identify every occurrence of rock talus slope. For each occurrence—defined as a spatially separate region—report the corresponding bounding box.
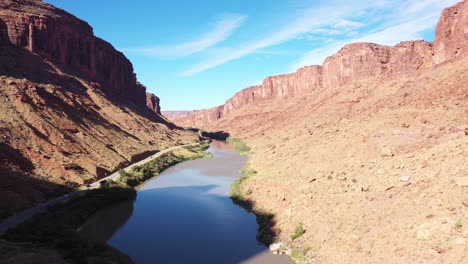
[173,1,468,263]
[0,0,197,218]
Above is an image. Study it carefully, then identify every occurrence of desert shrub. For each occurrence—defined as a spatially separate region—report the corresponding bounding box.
[291,225,306,240]
[227,138,251,156]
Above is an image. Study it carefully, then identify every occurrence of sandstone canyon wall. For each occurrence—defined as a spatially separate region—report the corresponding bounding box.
[0,0,149,105]
[146,92,161,115]
[188,2,468,263]
[175,0,467,128]
[433,0,468,64]
[0,0,194,218]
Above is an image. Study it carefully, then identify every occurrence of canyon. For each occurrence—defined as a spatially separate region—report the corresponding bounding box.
[169,1,468,263]
[172,1,467,129]
[0,0,466,263]
[0,0,197,219]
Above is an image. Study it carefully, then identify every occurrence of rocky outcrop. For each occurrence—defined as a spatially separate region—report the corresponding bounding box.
[389,41,434,75]
[433,0,468,64]
[146,92,161,115]
[0,0,145,105]
[176,1,466,128]
[184,105,225,128]
[178,41,433,128]
[162,111,192,120]
[322,41,433,88]
[223,66,323,115]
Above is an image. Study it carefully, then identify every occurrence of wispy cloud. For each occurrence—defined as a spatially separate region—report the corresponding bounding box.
[180,0,458,76]
[290,0,459,70]
[180,1,389,76]
[129,14,246,58]
[290,15,439,70]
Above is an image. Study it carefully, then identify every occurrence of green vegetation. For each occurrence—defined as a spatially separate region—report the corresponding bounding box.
[229,165,276,244]
[117,142,212,187]
[290,248,309,263]
[1,141,213,264]
[230,167,257,201]
[1,187,136,264]
[455,219,463,231]
[227,138,251,156]
[99,179,119,189]
[291,225,306,241]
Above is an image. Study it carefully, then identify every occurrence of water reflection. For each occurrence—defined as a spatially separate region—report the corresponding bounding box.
[78,199,134,243]
[81,142,293,264]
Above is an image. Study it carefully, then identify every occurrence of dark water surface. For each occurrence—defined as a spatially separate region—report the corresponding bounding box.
[80,141,292,264]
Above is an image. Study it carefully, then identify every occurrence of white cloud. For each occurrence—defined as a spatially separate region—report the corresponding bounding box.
[180,0,458,76]
[333,19,365,30]
[290,0,459,70]
[290,15,438,70]
[181,1,389,76]
[129,14,246,58]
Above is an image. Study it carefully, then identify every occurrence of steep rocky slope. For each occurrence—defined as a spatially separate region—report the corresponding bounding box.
[0,0,197,218]
[173,1,468,263]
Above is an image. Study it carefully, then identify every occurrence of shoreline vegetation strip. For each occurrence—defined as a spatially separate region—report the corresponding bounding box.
[227,137,310,263]
[0,140,211,264]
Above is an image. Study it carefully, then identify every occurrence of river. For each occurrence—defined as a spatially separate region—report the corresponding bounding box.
[79,141,293,264]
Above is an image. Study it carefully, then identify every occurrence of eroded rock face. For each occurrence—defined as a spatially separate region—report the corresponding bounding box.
[176,1,466,129]
[433,0,468,64]
[389,41,433,75]
[146,92,161,115]
[223,66,323,115]
[186,105,225,128]
[0,0,197,217]
[0,0,145,105]
[322,41,433,88]
[323,43,392,88]
[178,41,433,127]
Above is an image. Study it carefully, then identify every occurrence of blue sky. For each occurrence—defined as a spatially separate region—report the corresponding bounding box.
[45,0,457,111]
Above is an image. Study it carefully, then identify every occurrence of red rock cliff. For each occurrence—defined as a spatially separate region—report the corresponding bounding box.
[0,0,146,105]
[432,0,468,64]
[146,92,161,115]
[177,1,466,128]
[322,41,433,88]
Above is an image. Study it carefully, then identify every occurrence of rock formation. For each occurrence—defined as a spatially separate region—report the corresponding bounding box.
[0,0,197,218]
[174,2,467,263]
[432,0,468,64]
[162,111,192,120]
[322,41,433,88]
[175,0,467,128]
[146,92,161,115]
[0,0,145,105]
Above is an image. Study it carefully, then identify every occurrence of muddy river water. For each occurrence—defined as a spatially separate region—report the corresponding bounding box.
[79,141,293,264]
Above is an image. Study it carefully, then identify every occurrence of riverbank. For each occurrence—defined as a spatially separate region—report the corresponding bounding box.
[82,139,292,264]
[0,141,212,264]
[227,138,308,264]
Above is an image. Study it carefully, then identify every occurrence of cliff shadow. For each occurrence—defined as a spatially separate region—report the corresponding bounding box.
[184,128,231,141]
[230,195,278,245]
[116,98,177,129]
[0,143,71,221]
[201,130,230,140]
[1,187,137,264]
[77,199,134,244]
